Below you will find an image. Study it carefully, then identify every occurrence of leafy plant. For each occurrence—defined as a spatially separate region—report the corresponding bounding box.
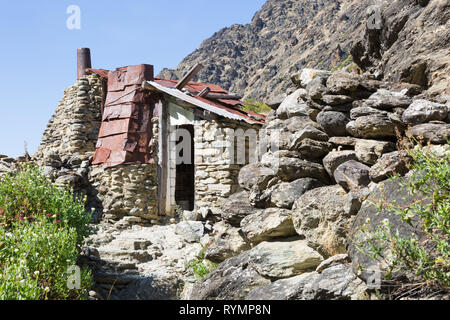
[356,144,449,287]
[0,165,93,300]
[242,99,272,115]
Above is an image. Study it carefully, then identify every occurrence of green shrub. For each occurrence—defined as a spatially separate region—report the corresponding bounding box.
[0,165,93,300]
[242,99,272,115]
[357,145,449,287]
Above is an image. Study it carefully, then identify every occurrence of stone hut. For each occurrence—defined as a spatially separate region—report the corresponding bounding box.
[36,49,265,222]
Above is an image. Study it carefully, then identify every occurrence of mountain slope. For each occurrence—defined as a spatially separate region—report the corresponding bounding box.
[159,0,372,102]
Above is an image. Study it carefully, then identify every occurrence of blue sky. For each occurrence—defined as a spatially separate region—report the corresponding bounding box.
[0,0,266,157]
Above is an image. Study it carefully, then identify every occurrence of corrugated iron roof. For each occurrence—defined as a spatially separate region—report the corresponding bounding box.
[90,64,266,168]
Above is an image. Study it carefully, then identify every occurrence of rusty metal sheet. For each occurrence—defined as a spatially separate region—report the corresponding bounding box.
[108,65,154,92]
[102,104,139,121]
[91,147,111,165]
[99,118,131,137]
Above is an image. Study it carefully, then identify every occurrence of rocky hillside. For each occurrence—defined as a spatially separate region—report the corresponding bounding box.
[159,0,372,101]
[351,0,450,98]
[160,0,449,103]
[187,69,449,300]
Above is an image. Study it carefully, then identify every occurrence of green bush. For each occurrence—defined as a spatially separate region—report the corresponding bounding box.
[0,165,93,300]
[242,99,272,115]
[357,145,449,287]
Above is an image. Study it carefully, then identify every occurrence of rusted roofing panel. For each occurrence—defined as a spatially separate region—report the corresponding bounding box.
[144,81,264,124]
[92,65,155,168]
[87,68,110,79]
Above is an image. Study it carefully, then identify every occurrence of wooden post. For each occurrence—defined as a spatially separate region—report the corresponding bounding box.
[197,87,211,97]
[175,63,203,91]
[77,48,92,79]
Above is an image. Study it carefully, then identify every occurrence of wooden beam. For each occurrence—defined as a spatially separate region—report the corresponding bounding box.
[197,87,211,97]
[175,63,203,90]
[205,93,243,100]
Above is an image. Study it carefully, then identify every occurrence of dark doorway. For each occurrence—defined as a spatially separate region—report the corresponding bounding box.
[175,124,195,211]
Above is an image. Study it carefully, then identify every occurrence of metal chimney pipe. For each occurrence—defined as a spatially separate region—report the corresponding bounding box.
[77,48,92,79]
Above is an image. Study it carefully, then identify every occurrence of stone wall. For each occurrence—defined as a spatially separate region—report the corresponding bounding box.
[88,163,159,222]
[36,75,103,162]
[194,120,260,213]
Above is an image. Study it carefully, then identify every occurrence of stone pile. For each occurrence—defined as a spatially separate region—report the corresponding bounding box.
[189,69,449,300]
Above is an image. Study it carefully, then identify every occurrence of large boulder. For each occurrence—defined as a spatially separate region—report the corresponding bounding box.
[355,139,396,165]
[290,125,329,150]
[406,122,450,144]
[175,221,204,243]
[246,264,367,300]
[273,157,330,184]
[291,68,331,88]
[270,178,325,209]
[276,89,308,119]
[246,240,324,279]
[189,252,271,300]
[347,177,427,283]
[322,151,358,177]
[369,151,412,183]
[238,163,275,191]
[292,185,356,258]
[350,106,387,120]
[220,191,261,227]
[240,208,296,244]
[361,89,412,110]
[205,222,251,263]
[334,160,371,192]
[295,138,332,160]
[190,239,323,300]
[352,114,402,139]
[316,111,350,136]
[326,71,362,95]
[402,99,448,126]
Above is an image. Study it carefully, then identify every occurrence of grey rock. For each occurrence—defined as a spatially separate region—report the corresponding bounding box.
[322,151,358,177]
[274,157,330,184]
[407,122,450,144]
[175,221,204,243]
[238,163,275,191]
[220,191,261,227]
[269,178,325,209]
[292,185,356,258]
[290,125,329,150]
[362,89,412,110]
[352,114,402,139]
[316,254,351,273]
[350,106,388,120]
[326,71,362,95]
[369,151,412,183]
[295,138,332,160]
[247,240,323,279]
[189,251,271,300]
[329,136,358,148]
[347,177,427,283]
[246,272,319,300]
[402,99,448,126]
[320,94,353,106]
[334,160,371,192]
[241,208,296,244]
[355,139,396,165]
[317,111,350,137]
[292,68,331,89]
[246,264,367,300]
[205,223,251,263]
[276,89,308,119]
[302,264,368,300]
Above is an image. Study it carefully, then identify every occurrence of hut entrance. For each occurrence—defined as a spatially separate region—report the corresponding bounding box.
[175,124,195,211]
